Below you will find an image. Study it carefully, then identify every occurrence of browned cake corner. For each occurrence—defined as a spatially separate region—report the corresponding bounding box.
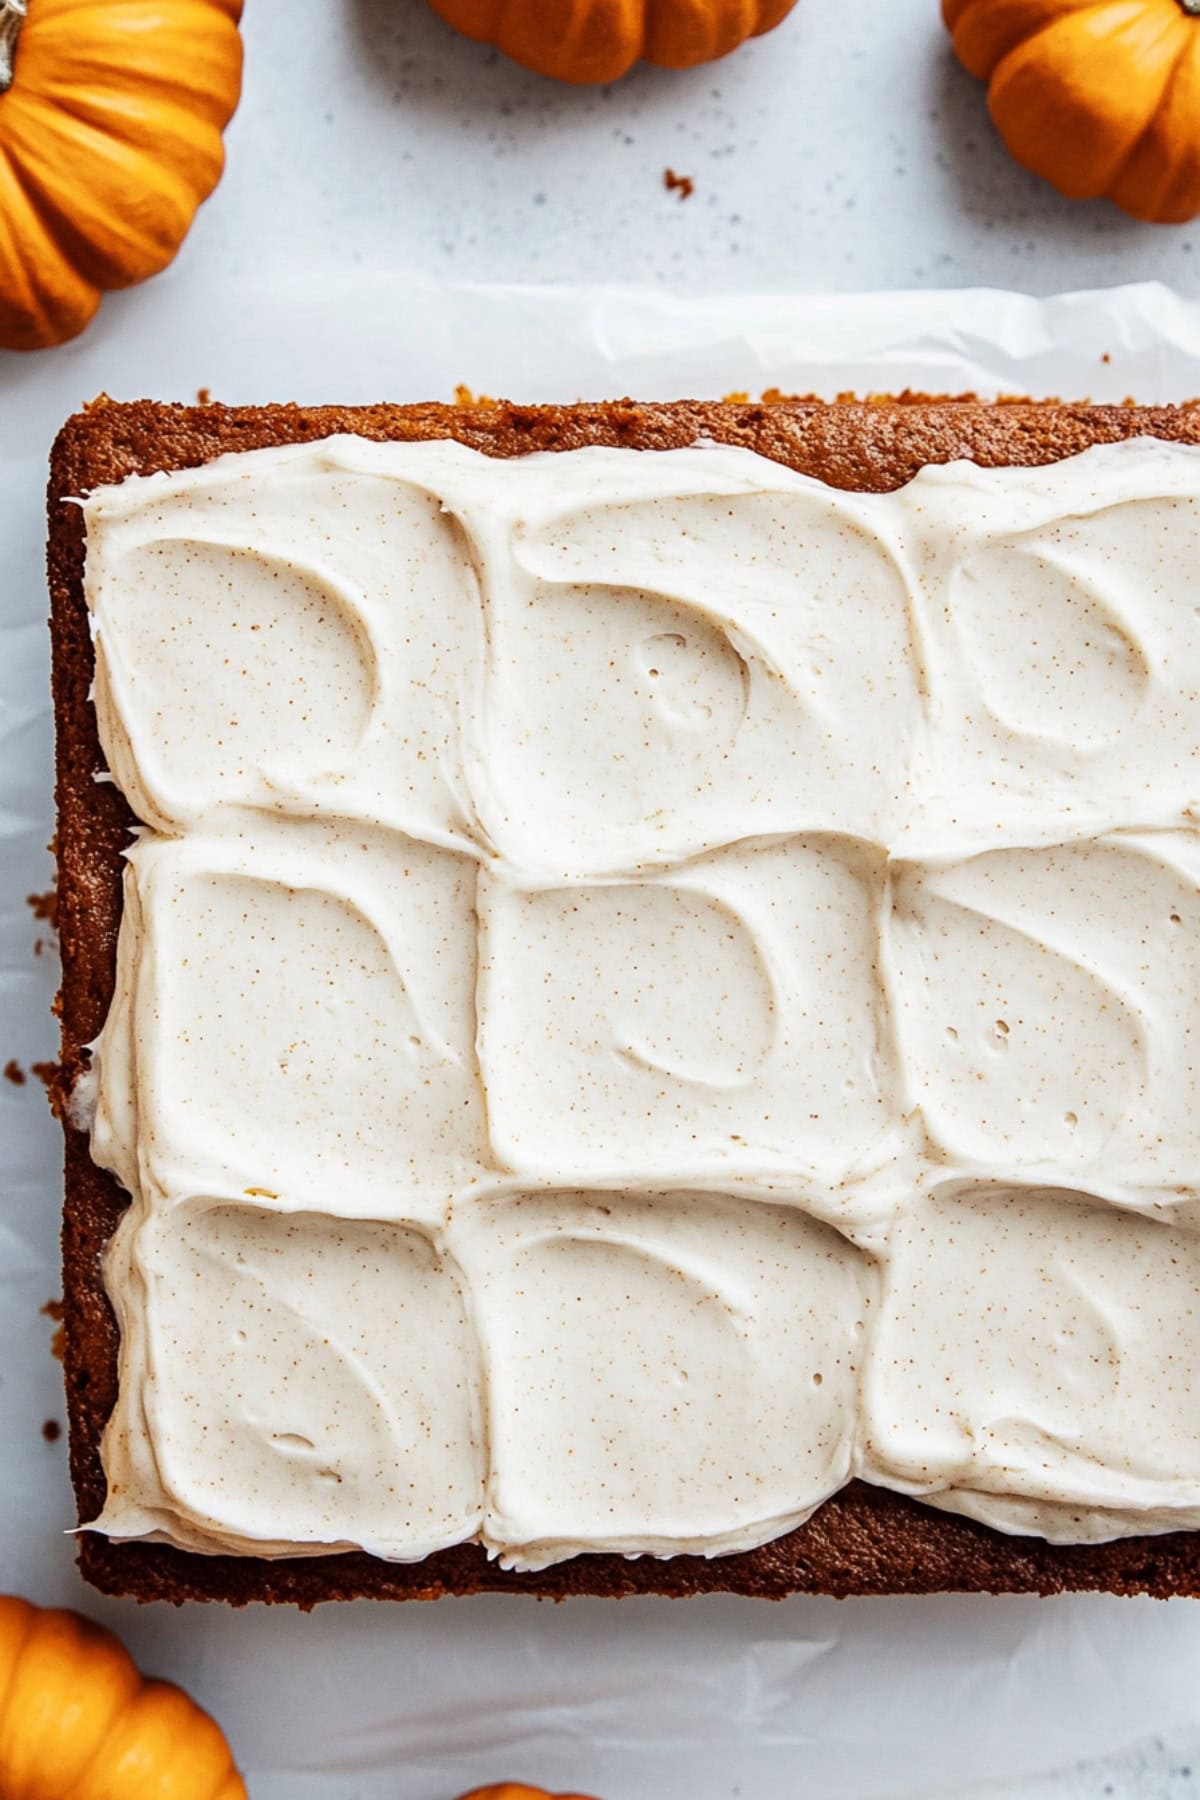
[48,396,1200,1606]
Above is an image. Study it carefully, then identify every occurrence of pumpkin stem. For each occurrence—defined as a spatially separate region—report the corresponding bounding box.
[0,0,24,93]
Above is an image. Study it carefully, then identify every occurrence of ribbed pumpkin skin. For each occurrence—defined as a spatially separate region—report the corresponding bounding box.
[0,0,243,350]
[426,0,799,83]
[458,1787,601,1800]
[0,1596,247,1799]
[944,0,1200,222]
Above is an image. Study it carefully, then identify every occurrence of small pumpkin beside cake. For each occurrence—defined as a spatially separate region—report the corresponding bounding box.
[0,1595,245,1798]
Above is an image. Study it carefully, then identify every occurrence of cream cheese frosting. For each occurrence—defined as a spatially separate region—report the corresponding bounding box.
[81,433,1200,1566]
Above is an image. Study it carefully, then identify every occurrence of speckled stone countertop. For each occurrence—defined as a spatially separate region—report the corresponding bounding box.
[189,0,1199,299]
[963,1730,1200,1800]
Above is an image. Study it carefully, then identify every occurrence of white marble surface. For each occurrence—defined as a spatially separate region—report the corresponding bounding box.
[966,1732,1200,1800]
[3,1,1200,1795]
[183,0,1200,302]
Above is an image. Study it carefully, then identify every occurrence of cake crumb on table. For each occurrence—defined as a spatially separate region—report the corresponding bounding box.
[42,1419,61,1443]
[453,384,498,408]
[3,1059,25,1085]
[26,887,57,928]
[41,1300,65,1364]
[30,1060,63,1117]
[26,883,58,957]
[664,168,695,200]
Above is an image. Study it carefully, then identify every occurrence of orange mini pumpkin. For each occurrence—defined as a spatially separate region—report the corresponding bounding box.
[944,0,1200,223]
[458,1788,600,1800]
[425,0,799,84]
[0,0,243,351]
[0,1595,246,1799]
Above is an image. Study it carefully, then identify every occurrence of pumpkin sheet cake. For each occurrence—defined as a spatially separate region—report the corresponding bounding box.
[48,396,1200,1603]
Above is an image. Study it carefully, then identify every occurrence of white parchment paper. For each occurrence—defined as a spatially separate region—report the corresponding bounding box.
[2,277,1200,1800]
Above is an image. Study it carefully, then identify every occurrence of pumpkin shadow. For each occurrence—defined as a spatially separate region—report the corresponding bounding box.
[344,0,719,122]
[926,42,1166,264]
